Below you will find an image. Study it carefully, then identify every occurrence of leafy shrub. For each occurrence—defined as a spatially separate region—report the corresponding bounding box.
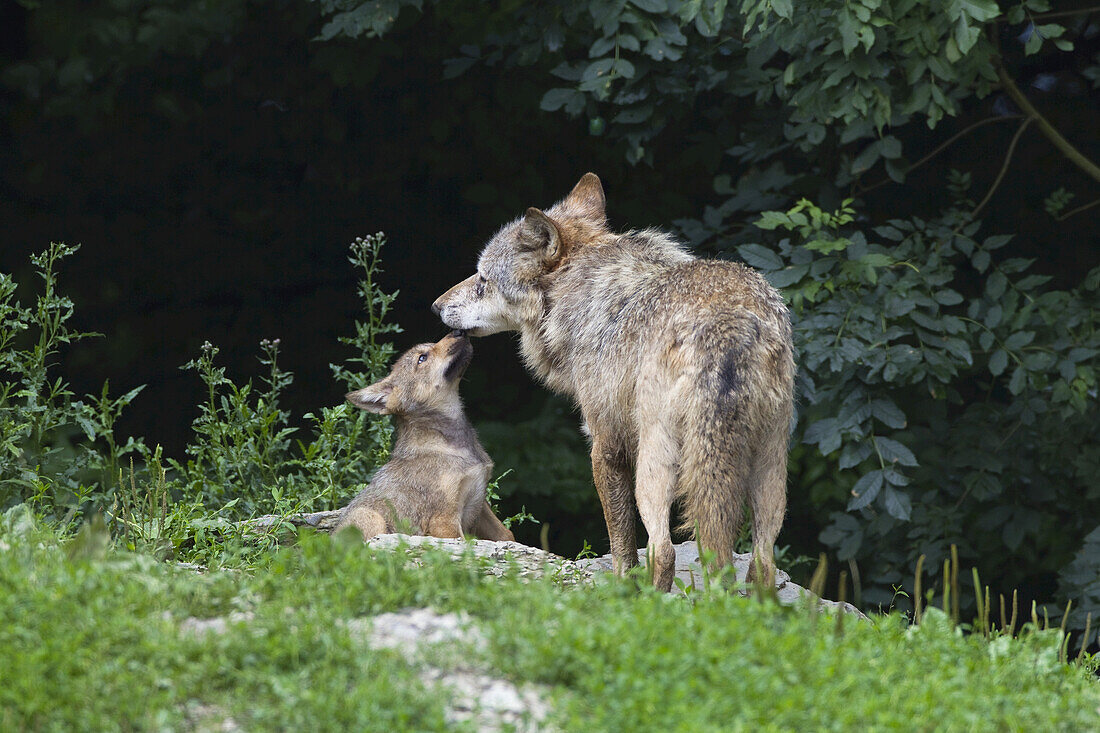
[739,185,1100,627]
[1,235,404,563]
[0,243,150,528]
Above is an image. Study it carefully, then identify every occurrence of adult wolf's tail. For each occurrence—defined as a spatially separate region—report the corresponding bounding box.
[677,306,795,583]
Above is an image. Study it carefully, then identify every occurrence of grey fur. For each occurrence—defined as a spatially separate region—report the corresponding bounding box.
[433,174,794,590]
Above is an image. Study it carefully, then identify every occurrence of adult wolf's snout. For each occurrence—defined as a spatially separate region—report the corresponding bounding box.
[431,299,442,316]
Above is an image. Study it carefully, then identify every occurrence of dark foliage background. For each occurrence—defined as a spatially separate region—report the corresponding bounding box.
[2,0,1098,628]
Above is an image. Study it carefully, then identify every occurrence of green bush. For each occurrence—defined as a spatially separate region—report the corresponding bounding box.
[168,233,402,520]
[1,236,403,564]
[0,243,149,529]
[740,189,1100,629]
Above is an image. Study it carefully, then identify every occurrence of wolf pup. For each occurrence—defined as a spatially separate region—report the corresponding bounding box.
[433,173,795,591]
[333,331,515,543]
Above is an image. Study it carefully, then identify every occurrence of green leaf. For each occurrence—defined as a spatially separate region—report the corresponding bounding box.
[582,58,616,82]
[876,436,918,466]
[74,415,98,442]
[771,0,793,19]
[1003,331,1035,350]
[1035,24,1065,39]
[874,225,905,241]
[986,271,1007,298]
[989,349,1008,376]
[803,417,838,448]
[766,265,809,288]
[1008,365,1028,394]
[955,0,1000,23]
[630,0,667,12]
[838,9,860,56]
[848,470,884,510]
[954,15,981,54]
[871,400,907,428]
[839,442,872,469]
[540,88,581,112]
[589,36,616,58]
[1025,30,1042,55]
[984,304,1003,328]
[880,135,902,159]
[614,58,636,79]
[882,487,912,520]
[852,140,881,174]
[934,289,963,306]
[858,253,893,267]
[737,244,784,271]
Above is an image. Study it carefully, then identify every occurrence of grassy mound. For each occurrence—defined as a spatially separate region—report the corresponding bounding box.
[2,516,1096,731]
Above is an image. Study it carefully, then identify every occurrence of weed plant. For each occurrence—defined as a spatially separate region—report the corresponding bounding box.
[1,236,403,566]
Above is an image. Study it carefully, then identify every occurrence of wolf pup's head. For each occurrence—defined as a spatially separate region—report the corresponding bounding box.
[346,331,473,416]
[432,173,607,336]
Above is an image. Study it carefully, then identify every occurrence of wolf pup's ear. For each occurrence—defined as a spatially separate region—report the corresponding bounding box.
[346,381,394,414]
[564,172,606,222]
[521,207,564,262]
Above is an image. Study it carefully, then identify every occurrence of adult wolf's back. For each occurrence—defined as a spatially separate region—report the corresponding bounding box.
[433,173,795,590]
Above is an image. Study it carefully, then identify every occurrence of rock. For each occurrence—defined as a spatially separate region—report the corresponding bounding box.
[180,702,241,733]
[576,541,867,618]
[178,611,255,637]
[348,608,551,732]
[420,666,551,732]
[365,534,594,586]
[348,607,486,651]
[175,605,551,730]
[241,511,865,617]
[243,510,343,534]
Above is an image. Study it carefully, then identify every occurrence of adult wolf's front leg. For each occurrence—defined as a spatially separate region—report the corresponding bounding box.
[590,437,638,576]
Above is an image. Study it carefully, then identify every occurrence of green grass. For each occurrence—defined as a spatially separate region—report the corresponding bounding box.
[1,516,1097,732]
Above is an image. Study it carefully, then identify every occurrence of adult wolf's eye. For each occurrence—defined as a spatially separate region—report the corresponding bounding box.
[417,354,427,364]
[475,276,486,298]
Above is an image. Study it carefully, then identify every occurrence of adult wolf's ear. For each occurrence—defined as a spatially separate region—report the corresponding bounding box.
[346,380,394,414]
[564,172,606,222]
[520,207,564,262]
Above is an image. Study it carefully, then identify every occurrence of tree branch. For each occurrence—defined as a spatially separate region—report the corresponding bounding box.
[1014,6,1100,22]
[971,116,1034,219]
[856,115,1023,196]
[1054,197,1100,222]
[995,62,1100,185]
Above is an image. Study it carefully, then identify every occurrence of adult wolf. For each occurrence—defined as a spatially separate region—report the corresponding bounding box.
[432,174,794,591]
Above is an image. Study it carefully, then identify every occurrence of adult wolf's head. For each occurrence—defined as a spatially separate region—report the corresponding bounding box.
[432,173,607,336]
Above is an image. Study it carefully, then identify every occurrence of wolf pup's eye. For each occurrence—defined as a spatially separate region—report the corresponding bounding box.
[417,354,427,364]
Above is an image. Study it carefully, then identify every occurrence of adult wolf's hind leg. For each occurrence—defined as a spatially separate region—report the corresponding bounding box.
[335,505,387,542]
[469,501,515,542]
[635,422,678,592]
[746,420,790,587]
[425,515,464,539]
[590,436,638,577]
